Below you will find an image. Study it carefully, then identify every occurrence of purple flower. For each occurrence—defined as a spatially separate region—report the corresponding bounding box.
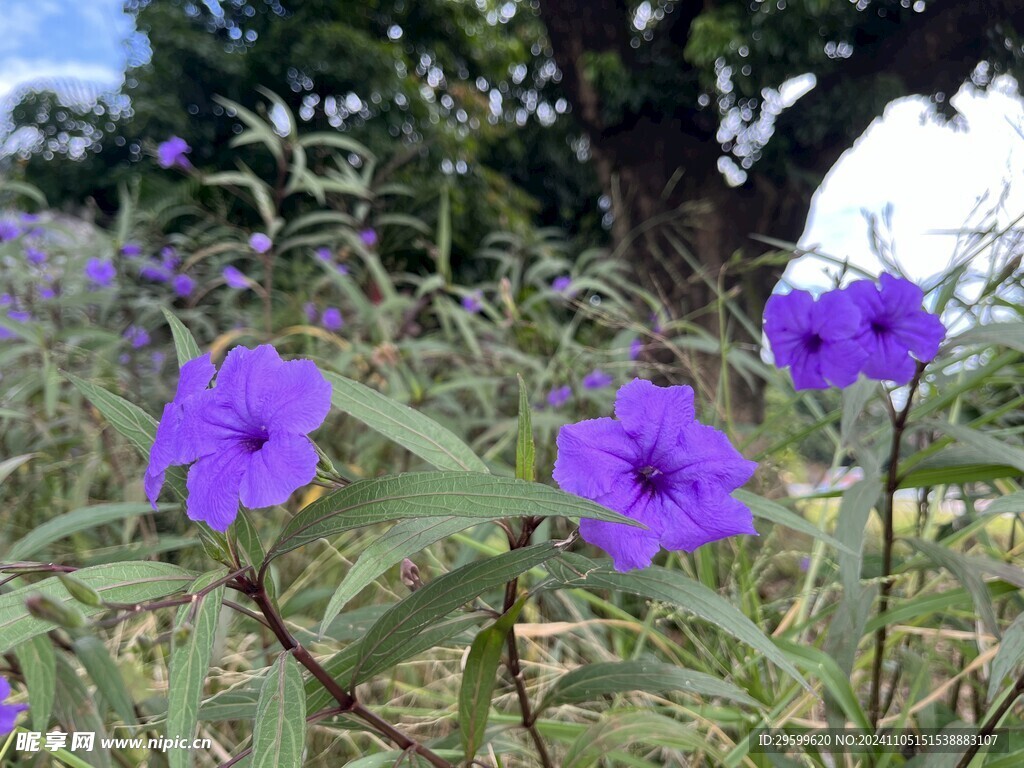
[359,228,378,248]
[552,275,572,293]
[8,310,31,323]
[0,294,10,307]
[0,221,20,242]
[144,354,217,508]
[140,261,171,282]
[157,136,192,169]
[173,274,195,298]
[843,274,946,384]
[322,307,344,332]
[799,556,811,572]
[763,289,867,390]
[146,346,332,531]
[161,246,180,270]
[25,247,46,265]
[223,266,249,289]
[121,243,143,258]
[461,290,483,314]
[554,379,757,571]
[0,676,27,734]
[19,213,39,224]
[303,302,318,323]
[0,327,13,340]
[152,351,166,370]
[629,338,643,361]
[547,385,572,408]
[123,325,150,349]
[85,258,116,289]
[315,247,332,262]
[336,263,350,276]
[249,233,273,254]
[583,369,614,390]
[39,287,56,300]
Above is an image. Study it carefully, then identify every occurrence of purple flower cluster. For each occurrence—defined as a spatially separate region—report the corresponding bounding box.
[0,676,27,734]
[554,379,757,571]
[303,303,344,331]
[145,345,332,531]
[763,274,945,389]
[123,325,150,349]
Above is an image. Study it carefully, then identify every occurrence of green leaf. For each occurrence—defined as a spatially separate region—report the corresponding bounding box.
[15,635,55,732]
[318,516,478,634]
[459,598,526,762]
[0,562,194,653]
[324,372,488,472]
[539,659,758,713]
[563,711,711,768]
[989,612,1024,703]
[306,614,481,713]
[73,635,138,725]
[65,373,156,455]
[926,421,1024,474]
[544,554,809,692]
[516,375,535,482]
[733,490,855,555]
[0,453,38,487]
[436,184,452,282]
[167,572,225,768]
[350,544,559,685]
[162,308,203,366]
[6,502,159,561]
[907,537,1000,637]
[54,652,111,768]
[774,639,871,730]
[252,653,306,768]
[267,472,641,563]
[947,322,1024,353]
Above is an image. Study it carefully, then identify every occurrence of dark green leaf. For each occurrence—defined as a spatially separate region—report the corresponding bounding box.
[733,490,855,555]
[15,635,55,732]
[350,544,559,685]
[267,472,640,562]
[73,635,138,725]
[66,373,156,455]
[544,554,808,692]
[324,372,488,472]
[516,375,535,483]
[7,503,159,561]
[252,653,306,768]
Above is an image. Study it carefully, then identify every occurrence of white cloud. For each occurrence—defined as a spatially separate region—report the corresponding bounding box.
[785,76,1024,289]
[0,58,123,103]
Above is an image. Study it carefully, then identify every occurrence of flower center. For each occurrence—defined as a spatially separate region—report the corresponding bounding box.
[805,333,823,352]
[635,464,664,493]
[242,425,270,453]
[871,320,890,335]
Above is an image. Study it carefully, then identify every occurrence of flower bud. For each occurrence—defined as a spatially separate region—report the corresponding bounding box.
[57,573,103,607]
[25,594,85,629]
[400,558,423,592]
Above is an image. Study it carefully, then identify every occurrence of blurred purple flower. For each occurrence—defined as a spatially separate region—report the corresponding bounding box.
[121,243,142,258]
[0,676,27,734]
[0,221,19,241]
[461,290,483,314]
[160,246,180,269]
[583,369,614,390]
[0,327,13,340]
[39,287,56,300]
[359,228,378,247]
[249,233,273,254]
[19,213,39,224]
[173,274,195,297]
[123,325,150,349]
[322,307,343,331]
[85,258,116,289]
[554,379,758,571]
[140,261,171,282]
[763,289,867,390]
[7,310,30,323]
[157,136,192,169]
[336,263,349,276]
[223,266,249,289]
[119,353,131,365]
[0,294,9,306]
[315,247,332,262]
[799,556,811,572]
[629,338,643,361]
[146,346,332,531]
[25,247,46,265]
[843,274,946,384]
[151,351,166,370]
[303,302,318,323]
[552,275,572,293]
[547,385,572,408]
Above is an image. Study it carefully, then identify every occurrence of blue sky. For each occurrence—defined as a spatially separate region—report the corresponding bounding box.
[0,0,135,105]
[1,1,1022,291]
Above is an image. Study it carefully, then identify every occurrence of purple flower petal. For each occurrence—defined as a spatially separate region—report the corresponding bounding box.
[554,377,756,570]
[173,274,195,297]
[157,136,191,169]
[121,243,143,258]
[84,258,116,288]
[552,275,572,293]
[629,338,643,361]
[238,431,319,509]
[322,307,343,332]
[582,369,613,389]
[25,247,46,265]
[249,233,273,254]
[223,266,249,289]
[186,444,250,531]
[547,385,572,408]
[359,228,378,247]
[461,290,483,314]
